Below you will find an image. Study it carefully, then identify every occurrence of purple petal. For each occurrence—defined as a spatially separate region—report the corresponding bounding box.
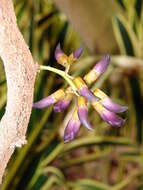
[94,54,110,74]
[73,46,83,59]
[64,120,81,143]
[101,97,128,113]
[55,43,64,62]
[33,95,55,109]
[77,107,93,130]
[80,87,99,102]
[53,99,71,113]
[100,109,125,127]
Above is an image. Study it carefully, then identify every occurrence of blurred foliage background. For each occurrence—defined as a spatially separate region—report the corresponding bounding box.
[0,0,143,189]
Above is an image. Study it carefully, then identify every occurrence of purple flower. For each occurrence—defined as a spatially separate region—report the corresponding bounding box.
[77,107,93,130]
[55,43,64,61]
[53,94,72,112]
[33,89,65,109]
[64,109,81,143]
[94,88,128,113]
[55,43,83,67]
[93,54,110,74]
[101,97,128,113]
[92,102,125,127]
[84,55,110,84]
[80,87,99,102]
[77,96,93,130]
[100,109,125,127]
[64,120,81,143]
[73,77,99,102]
[55,43,68,66]
[33,95,55,109]
[73,46,83,60]
[53,99,71,112]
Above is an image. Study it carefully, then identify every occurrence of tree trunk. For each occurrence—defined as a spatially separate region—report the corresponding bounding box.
[0,0,37,183]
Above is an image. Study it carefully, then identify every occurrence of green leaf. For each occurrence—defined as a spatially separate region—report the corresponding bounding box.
[69,179,110,190]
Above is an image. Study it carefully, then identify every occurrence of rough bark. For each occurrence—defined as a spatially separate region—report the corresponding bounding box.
[0,0,37,183]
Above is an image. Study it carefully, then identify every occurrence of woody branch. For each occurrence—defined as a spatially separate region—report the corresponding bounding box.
[0,0,37,183]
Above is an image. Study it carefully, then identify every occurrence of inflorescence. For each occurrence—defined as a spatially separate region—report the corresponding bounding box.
[33,43,128,143]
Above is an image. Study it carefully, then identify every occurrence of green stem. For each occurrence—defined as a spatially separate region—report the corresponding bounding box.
[62,136,134,153]
[40,143,64,167]
[111,170,142,190]
[40,65,77,93]
[39,176,57,190]
[60,149,111,168]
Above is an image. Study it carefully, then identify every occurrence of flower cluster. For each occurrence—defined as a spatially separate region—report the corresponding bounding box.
[33,44,127,142]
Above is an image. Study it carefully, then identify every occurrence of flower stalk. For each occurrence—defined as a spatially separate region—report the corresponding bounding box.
[40,65,77,93]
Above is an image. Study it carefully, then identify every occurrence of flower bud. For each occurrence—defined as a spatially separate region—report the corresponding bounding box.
[64,108,81,143]
[92,101,125,127]
[55,43,68,67]
[72,46,83,60]
[53,94,72,112]
[73,77,98,102]
[84,54,110,84]
[94,89,128,113]
[77,96,93,130]
[33,89,65,109]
